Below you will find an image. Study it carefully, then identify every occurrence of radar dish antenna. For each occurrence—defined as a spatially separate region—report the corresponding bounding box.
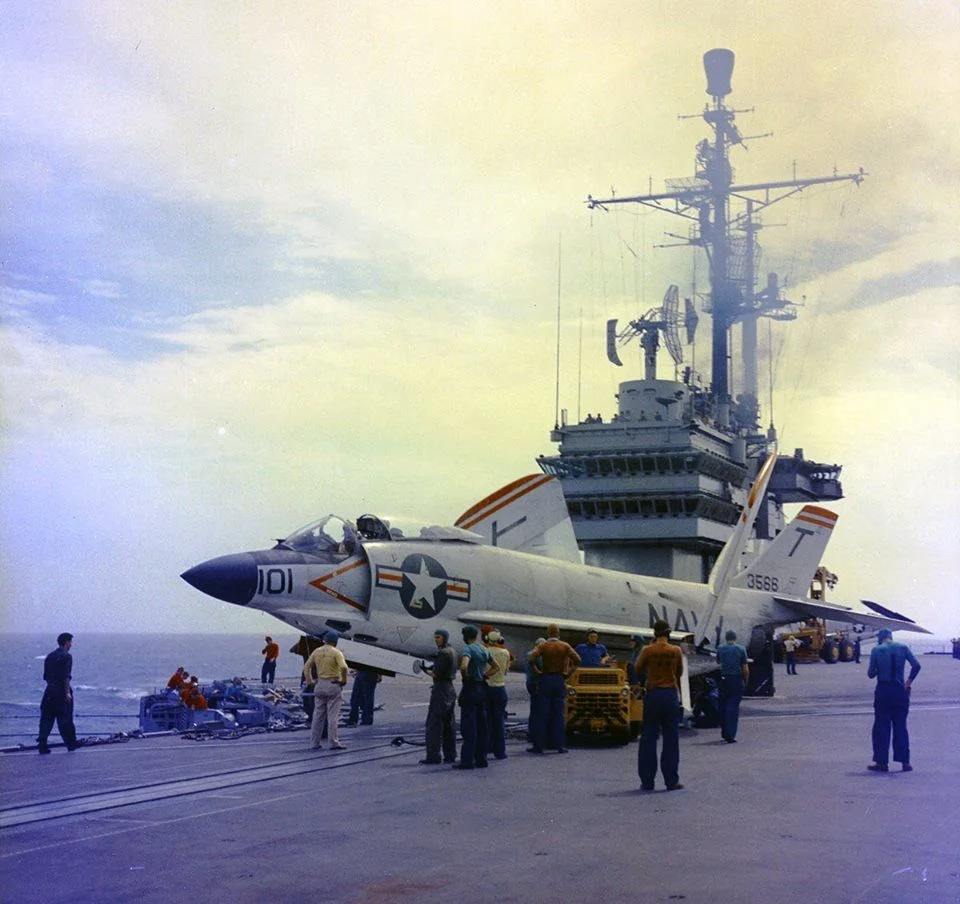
[662,284,682,365]
[606,319,624,366]
[684,296,699,344]
[606,284,697,374]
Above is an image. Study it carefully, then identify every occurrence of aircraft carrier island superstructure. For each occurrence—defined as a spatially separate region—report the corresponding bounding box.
[538,49,856,584]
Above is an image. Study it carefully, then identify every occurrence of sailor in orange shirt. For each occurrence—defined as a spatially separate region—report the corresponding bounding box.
[261,636,280,684]
[167,667,187,689]
[527,624,581,754]
[181,676,201,706]
[635,619,685,791]
[181,677,208,710]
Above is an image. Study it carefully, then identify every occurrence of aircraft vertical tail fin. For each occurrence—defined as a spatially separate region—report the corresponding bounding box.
[698,452,778,646]
[454,474,581,564]
[730,505,838,596]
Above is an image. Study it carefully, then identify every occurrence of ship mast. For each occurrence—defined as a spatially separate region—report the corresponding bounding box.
[537,48,855,603]
[587,48,866,432]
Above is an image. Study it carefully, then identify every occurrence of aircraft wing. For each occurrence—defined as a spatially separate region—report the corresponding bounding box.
[462,609,718,679]
[454,474,581,563]
[773,596,931,634]
[458,610,693,645]
[336,638,430,677]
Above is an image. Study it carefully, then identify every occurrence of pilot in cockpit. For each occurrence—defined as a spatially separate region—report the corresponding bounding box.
[356,514,392,541]
[341,521,358,555]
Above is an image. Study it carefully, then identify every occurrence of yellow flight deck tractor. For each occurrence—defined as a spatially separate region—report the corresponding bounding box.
[562,640,693,744]
[777,618,858,663]
[564,663,643,744]
[775,566,860,664]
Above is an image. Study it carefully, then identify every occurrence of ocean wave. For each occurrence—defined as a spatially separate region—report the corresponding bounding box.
[116,690,149,700]
[71,684,151,699]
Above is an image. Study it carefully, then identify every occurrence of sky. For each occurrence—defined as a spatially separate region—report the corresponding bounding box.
[2,1,958,639]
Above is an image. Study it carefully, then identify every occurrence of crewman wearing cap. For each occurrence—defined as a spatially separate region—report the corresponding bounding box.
[627,634,645,685]
[420,629,458,765]
[304,631,349,751]
[484,630,512,760]
[867,628,921,773]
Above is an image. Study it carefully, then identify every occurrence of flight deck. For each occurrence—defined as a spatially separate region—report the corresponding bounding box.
[2,659,958,904]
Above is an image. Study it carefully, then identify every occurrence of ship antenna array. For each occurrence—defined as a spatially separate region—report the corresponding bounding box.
[554,233,562,429]
[605,284,699,379]
[586,48,866,428]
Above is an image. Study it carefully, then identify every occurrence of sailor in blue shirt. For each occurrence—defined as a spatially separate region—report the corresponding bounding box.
[575,629,610,667]
[454,625,495,769]
[867,628,921,772]
[715,630,750,743]
[38,632,79,754]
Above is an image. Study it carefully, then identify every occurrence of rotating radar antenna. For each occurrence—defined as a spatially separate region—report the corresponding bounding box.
[606,285,699,378]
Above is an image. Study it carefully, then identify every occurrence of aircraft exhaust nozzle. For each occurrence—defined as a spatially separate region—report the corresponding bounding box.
[703,48,734,99]
[181,553,259,605]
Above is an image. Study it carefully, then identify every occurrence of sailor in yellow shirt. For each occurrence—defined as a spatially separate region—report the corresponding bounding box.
[484,630,512,759]
[305,631,349,750]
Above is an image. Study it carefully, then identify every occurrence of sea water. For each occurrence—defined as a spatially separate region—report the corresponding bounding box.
[0,632,304,748]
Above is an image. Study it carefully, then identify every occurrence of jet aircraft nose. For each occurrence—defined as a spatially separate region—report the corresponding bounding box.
[181,553,259,605]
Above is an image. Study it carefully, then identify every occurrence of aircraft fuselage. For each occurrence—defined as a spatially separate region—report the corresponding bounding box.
[183,537,795,662]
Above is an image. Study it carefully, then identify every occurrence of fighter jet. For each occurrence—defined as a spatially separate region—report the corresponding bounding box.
[182,453,928,675]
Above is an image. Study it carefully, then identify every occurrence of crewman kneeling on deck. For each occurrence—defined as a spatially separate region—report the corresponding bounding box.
[182,678,208,710]
[180,676,200,704]
[636,619,684,791]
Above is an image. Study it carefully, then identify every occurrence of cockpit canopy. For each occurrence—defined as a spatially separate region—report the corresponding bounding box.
[277,515,356,553]
[356,514,392,540]
[276,513,480,555]
[277,513,395,554]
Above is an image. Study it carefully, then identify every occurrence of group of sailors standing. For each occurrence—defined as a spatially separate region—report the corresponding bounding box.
[420,624,632,768]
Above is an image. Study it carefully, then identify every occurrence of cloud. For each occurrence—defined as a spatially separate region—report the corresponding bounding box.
[845,258,960,312]
[2,0,959,638]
